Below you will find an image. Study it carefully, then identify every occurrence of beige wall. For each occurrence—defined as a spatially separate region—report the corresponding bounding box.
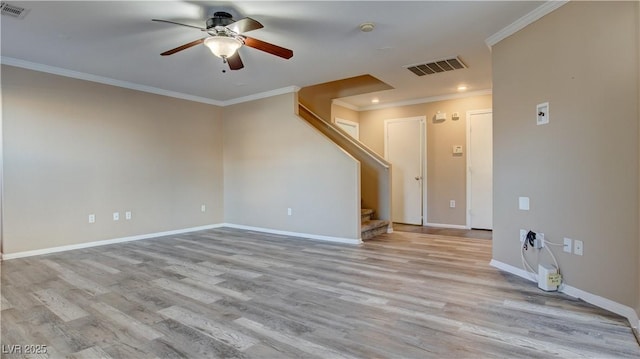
[358,94,492,226]
[637,0,640,323]
[331,103,359,124]
[223,93,361,240]
[2,65,224,254]
[492,1,639,311]
[1,67,362,254]
[298,75,392,123]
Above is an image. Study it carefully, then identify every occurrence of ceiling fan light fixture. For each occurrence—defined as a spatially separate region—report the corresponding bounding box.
[204,36,243,58]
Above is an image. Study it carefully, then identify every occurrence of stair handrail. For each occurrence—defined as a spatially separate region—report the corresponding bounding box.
[298,103,390,169]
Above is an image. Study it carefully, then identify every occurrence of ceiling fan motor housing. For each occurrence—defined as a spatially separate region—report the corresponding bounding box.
[206,12,235,30]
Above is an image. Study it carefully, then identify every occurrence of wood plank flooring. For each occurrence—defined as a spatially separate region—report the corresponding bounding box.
[393,223,494,240]
[1,228,639,358]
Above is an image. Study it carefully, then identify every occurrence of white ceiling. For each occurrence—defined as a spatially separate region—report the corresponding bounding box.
[0,1,545,108]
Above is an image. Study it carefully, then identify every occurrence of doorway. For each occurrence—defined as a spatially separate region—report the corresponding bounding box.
[466,109,493,230]
[335,118,359,140]
[384,116,425,225]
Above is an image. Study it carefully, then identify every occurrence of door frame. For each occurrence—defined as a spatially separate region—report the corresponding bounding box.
[466,109,493,229]
[384,116,426,225]
[335,117,360,140]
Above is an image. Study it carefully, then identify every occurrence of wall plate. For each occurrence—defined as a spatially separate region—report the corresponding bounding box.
[536,102,549,125]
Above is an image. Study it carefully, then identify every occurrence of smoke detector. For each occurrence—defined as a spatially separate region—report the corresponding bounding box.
[359,22,375,32]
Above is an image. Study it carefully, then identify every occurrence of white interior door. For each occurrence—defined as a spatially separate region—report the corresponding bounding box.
[467,110,493,230]
[335,118,359,140]
[385,117,424,225]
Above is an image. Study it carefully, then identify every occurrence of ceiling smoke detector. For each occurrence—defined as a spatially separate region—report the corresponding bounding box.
[359,22,375,32]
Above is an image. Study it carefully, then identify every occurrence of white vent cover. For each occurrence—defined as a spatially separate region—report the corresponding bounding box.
[1,2,29,19]
[406,56,467,76]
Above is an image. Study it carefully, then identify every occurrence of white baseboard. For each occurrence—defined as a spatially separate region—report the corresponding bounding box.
[425,222,470,230]
[2,224,225,260]
[222,223,362,245]
[489,259,537,282]
[560,284,640,332]
[490,259,639,331]
[1,223,362,260]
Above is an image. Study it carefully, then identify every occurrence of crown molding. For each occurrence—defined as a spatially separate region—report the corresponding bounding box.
[357,89,493,112]
[222,86,300,106]
[331,99,360,111]
[2,55,484,111]
[1,57,300,107]
[485,0,569,48]
[0,56,225,106]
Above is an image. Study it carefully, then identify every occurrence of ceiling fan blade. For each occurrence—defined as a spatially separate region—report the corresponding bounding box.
[161,38,206,56]
[243,37,293,59]
[152,19,206,31]
[226,17,263,34]
[227,53,244,70]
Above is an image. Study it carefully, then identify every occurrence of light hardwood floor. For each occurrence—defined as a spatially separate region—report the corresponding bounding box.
[393,223,494,240]
[1,228,639,358]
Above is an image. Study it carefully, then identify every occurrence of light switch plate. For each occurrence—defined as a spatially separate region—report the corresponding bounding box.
[518,197,530,211]
[563,237,572,253]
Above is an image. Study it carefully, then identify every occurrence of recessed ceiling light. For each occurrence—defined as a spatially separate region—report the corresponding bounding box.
[371,98,380,104]
[457,85,468,91]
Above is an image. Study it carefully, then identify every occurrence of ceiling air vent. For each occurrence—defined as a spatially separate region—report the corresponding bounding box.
[406,57,467,77]
[1,2,29,19]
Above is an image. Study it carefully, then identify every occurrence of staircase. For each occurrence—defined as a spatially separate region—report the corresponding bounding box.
[361,208,389,240]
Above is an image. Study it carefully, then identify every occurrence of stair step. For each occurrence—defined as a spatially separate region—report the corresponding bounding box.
[361,219,389,240]
[361,208,374,222]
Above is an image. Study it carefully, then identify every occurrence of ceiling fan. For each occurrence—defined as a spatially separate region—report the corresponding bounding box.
[152,12,293,71]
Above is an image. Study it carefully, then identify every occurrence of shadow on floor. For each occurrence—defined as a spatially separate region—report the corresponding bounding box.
[392,223,493,240]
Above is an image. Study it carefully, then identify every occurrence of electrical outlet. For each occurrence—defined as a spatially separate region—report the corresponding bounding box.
[201,205,206,212]
[538,233,545,247]
[533,237,543,249]
[449,200,456,208]
[520,229,527,243]
[125,211,132,220]
[574,240,583,256]
[88,214,96,223]
[113,212,119,221]
[563,237,572,253]
[287,208,292,216]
